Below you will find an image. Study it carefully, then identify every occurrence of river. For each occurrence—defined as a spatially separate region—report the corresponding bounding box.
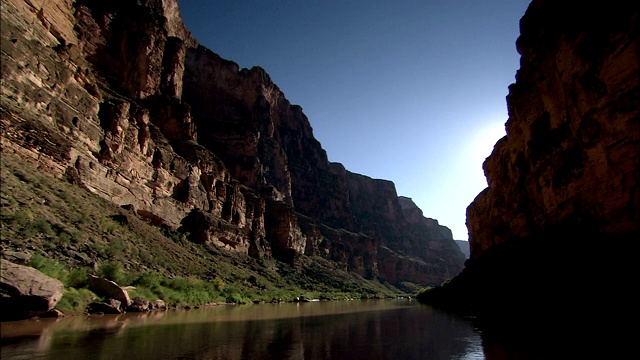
[0,298,604,360]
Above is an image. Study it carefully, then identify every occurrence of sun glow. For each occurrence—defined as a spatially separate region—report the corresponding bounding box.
[469,122,506,166]
[454,120,507,192]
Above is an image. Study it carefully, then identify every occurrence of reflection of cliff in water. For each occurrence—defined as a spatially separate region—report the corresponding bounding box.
[1,301,483,360]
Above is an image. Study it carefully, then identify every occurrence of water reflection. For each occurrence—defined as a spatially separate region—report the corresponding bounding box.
[1,300,484,360]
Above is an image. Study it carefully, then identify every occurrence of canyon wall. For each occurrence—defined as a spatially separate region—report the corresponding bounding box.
[419,0,639,336]
[467,0,639,259]
[0,0,464,287]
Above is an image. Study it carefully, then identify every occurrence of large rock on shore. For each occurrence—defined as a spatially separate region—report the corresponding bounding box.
[0,261,65,320]
[87,275,132,307]
[127,297,150,312]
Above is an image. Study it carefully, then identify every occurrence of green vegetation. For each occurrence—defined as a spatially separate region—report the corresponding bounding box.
[28,253,68,282]
[0,152,409,315]
[56,287,97,314]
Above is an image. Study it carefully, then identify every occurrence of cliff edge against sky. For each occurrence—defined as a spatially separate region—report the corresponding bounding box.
[0,0,464,290]
[419,1,639,354]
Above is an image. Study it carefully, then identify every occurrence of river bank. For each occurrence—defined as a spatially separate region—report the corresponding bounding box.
[1,152,416,321]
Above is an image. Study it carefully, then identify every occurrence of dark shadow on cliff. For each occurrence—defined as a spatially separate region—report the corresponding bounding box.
[417,226,638,358]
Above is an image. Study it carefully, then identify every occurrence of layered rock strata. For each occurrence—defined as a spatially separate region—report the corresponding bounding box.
[0,0,464,287]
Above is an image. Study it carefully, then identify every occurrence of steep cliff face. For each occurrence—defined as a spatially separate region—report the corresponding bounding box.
[0,0,464,287]
[419,0,639,338]
[1,0,244,237]
[342,172,464,284]
[180,43,464,283]
[467,1,639,258]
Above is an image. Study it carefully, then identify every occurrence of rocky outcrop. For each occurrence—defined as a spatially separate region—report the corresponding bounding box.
[0,0,464,288]
[0,261,65,320]
[38,309,66,318]
[152,299,167,310]
[128,296,151,312]
[87,299,123,315]
[1,251,32,265]
[87,275,132,307]
[418,0,639,342]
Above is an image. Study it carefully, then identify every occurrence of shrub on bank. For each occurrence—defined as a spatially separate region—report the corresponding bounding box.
[129,272,253,306]
[28,254,68,282]
[24,256,263,311]
[56,287,97,314]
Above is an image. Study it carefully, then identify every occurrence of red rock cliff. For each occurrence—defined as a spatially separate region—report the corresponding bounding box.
[0,0,464,287]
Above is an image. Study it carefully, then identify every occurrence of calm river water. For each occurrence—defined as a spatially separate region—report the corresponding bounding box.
[2,300,485,360]
[1,298,602,360]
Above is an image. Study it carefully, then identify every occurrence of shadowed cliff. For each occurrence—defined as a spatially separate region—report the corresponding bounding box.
[418,0,639,355]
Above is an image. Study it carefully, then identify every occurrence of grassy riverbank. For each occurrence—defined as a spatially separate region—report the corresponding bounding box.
[0,152,410,315]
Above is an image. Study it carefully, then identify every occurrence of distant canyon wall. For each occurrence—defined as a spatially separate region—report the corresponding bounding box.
[0,0,464,286]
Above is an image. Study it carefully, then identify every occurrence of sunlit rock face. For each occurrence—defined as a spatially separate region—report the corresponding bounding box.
[0,0,464,286]
[467,0,639,258]
[419,0,639,331]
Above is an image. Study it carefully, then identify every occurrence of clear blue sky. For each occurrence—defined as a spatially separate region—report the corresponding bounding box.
[178,0,531,241]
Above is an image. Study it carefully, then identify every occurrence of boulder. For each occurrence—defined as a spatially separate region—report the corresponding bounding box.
[87,299,122,314]
[0,261,64,320]
[151,299,167,310]
[127,297,150,312]
[87,275,132,306]
[39,309,65,318]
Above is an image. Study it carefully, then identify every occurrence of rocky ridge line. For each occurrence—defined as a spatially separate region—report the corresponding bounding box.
[0,0,465,288]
